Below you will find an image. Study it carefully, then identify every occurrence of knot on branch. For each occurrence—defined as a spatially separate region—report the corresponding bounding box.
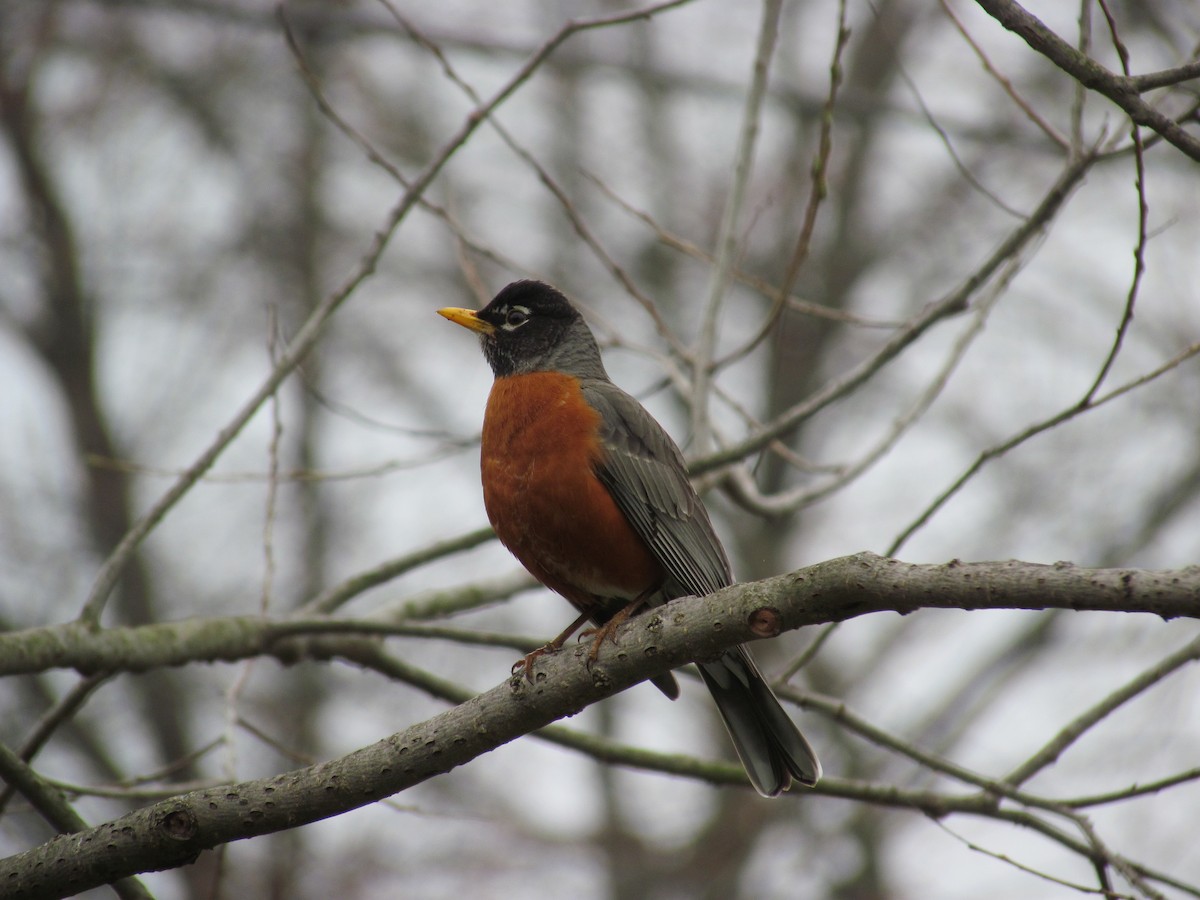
[159,806,199,842]
[748,606,784,638]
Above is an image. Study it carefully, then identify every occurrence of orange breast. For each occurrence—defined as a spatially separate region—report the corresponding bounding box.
[481,372,661,617]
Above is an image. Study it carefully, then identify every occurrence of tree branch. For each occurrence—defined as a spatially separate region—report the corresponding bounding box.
[973,0,1200,161]
[3,552,1198,896]
[2,555,1197,678]
[0,743,154,900]
[690,149,1096,477]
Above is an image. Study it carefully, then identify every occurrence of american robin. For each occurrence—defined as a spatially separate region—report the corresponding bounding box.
[438,280,821,796]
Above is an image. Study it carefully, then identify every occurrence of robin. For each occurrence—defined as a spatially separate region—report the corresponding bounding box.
[438,280,821,796]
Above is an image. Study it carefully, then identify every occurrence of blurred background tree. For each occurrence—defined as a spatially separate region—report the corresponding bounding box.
[1,1,1198,897]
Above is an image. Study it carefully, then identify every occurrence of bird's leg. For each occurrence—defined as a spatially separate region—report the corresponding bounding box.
[580,585,657,666]
[512,609,592,683]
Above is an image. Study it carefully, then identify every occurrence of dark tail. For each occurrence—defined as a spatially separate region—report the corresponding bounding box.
[697,645,821,797]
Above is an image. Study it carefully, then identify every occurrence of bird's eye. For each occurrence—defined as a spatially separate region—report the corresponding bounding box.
[504,307,529,328]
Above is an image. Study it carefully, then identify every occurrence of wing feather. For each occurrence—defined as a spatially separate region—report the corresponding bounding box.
[581,381,730,599]
[581,380,822,793]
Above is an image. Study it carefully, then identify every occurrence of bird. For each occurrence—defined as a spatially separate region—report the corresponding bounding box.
[438,280,821,796]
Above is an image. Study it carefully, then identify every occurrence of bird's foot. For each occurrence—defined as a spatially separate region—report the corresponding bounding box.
[512,642,562,683]
[513,610,594,682]
[579,620,621,667]
[579,595,648,666]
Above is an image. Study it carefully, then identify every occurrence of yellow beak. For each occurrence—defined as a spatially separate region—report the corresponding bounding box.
[437,307,495,335]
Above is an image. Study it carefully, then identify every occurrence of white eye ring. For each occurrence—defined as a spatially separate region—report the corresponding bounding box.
[504,307,530,328]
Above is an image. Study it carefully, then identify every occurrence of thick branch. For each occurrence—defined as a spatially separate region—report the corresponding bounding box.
[1,555,1196,678]
[0,596,738,897]
[2,553,1198,896]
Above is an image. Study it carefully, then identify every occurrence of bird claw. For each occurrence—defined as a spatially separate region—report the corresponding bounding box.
[579,593,649,666]
[512,643,559,683]
[519,595,650,678]
[579,620,622,667]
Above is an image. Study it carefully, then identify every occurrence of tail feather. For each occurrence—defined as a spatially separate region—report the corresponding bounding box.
[651,671,681,699]
[697,646,821,797]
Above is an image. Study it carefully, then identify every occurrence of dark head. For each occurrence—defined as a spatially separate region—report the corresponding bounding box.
[438,281,609,380]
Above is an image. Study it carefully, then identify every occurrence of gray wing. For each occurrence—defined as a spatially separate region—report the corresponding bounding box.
[583,380,822,793]
[581,380,731,599]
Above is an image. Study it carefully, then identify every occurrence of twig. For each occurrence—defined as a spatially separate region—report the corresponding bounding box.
[933,819,1134,898]
[0,672,112,816]
[895,40,1028,218]
[693,150,1097,477]
[1129,60,1200,92]
[87,447,476,483]
[261,304,283,613]
[46,776,224,802]
[586,170,901,328]
[1005,633,1200,788]
[1079,1,1147,405]
[692,0,784,451]
[1070,0,1092,153]
[1063,767,1200,809]
[716,0,853,371]
[723,250,1016,516]
[939,0,1071,150]
[888,339,1200,555]
[298,525,498,615]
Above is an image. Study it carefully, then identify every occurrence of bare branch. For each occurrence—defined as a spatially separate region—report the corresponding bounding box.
[973,0,1200,161]
[4,555,1198,678]
[0,673,112,817]
[298,525,498,615]
[0,743,155,900]
[692,0,784,450]
[722,253,1014,516]
[1005,632,1200,788]
[1129,61,1200,92]
[715,0,852,372]
[586,170,900,329]
[692,150,1097,477]
[939,0,1071,150]
[5,551,1198,896]
[889,339,1200,555]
